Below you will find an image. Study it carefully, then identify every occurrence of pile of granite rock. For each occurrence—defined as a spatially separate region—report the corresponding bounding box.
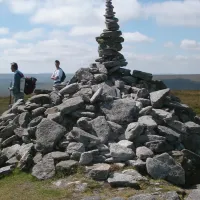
[0,0,200,199]
[1,68,200,189]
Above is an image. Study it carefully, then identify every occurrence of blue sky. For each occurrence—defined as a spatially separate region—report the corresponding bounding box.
[0,0,200,74]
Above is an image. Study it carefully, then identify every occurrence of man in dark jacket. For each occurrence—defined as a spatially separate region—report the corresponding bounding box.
[9,62,25,103]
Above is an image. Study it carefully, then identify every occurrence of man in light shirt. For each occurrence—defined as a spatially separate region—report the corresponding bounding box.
[51,60,63,85]
[9,62,25,103]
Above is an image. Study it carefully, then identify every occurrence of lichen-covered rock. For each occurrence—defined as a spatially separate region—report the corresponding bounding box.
[56,160,78,174]
[125,122,144,141]
[146,153,185,185]
[32,153,55,180]
[136,146,154,161]
[87,163,111,181]
[101,99,139,125]
[35,119,66,153]
[108,172,139,188]
[90,116,112,143]
[56,96,84,115]
[109,143,135,162]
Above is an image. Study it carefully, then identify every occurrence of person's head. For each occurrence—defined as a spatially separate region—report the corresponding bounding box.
[11,62,18,72]
[55,60,60,68]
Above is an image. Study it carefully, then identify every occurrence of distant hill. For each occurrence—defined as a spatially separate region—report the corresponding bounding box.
[0,73,199,96]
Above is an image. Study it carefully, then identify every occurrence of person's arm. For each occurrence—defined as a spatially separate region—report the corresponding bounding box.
[51,71,56,80]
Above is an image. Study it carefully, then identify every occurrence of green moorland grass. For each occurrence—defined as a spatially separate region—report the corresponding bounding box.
[0,95,30,115]
[172,90,200,115]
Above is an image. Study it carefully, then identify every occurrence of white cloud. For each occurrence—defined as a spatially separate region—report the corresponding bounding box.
[123,32,154,43]
[0,27,9,35]
[69,26,102,37]
[29,0,200,28]
[0,38,18,48]
[180,39,200,50]
[164,42,175,48]
[1,0,200,27]
[144,0,200,27]
[31,0,104,26]
[13,28,44,40]
[175,55,188,60]
[7,0,38,14]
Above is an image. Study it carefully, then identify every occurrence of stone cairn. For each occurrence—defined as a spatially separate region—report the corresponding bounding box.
[95,0,128,74]
[0,0,200,199]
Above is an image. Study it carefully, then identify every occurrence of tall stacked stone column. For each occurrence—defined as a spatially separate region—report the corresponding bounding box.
[95,0,128,74]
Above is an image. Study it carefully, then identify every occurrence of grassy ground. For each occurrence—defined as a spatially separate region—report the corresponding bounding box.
[172,90,200,115]
[0,168,184,200]
[0,95,30,115]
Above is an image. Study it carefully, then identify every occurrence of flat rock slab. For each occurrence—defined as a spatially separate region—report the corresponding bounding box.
[122,169,147,181]
[32,154,55,180]
[29,94,50,105]
[2,144,21,159]
[108,172,139,188]
[36,119,66,153]
[56,96,84,115]
[157,126,180,142]
[56,160,78,173]
[185,121,200,134]
[59,83,79,95]
[0,165,14,176]
[87,163,111,181]
[51,151,69,162]
[0,124,17,140]
[101,98,139,125]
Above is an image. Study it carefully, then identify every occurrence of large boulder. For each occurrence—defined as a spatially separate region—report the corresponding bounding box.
[2,144,20,159]
[75,68,94,84]
[109,143,135,162]
[59,83,79,95]
[29,94,50,105]
[146,153,185,185]
[136,146,154,161]
[125,122,144,141]
[87,163,111,181]
[32,153,55,180]
[56,96,84,115]
[70,127,99,146]
[0,124,17,140]
[90,116,112,143]
[100,99,139,125]
[150,88,170,108]
[35,119,66,153]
